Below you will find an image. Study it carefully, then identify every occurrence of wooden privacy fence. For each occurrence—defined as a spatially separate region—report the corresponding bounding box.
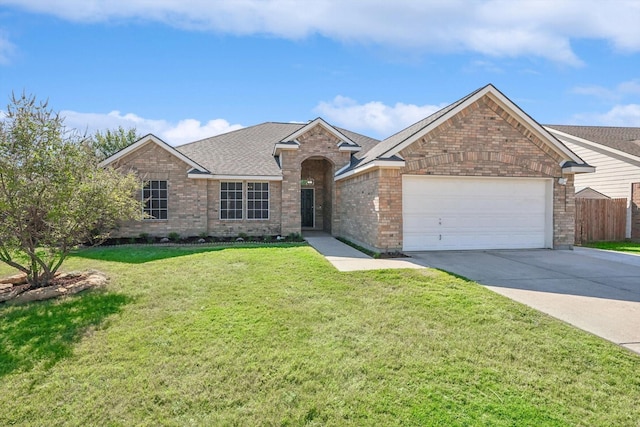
[575,198,627,244]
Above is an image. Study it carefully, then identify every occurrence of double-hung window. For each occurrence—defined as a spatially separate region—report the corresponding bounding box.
[220,182,243,219]
[247,182,269,219]
[220,181,269,220]
[143,180,168,220]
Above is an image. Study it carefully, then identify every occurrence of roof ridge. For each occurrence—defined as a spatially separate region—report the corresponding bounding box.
[176,122,303,148]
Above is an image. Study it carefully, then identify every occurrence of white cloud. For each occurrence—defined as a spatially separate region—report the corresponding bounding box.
[572,104,640,127]
[0,31,15,65]
[59,110,243,145]
[315,96,442,136]
[3,0,640,65]
[572,79,640,101]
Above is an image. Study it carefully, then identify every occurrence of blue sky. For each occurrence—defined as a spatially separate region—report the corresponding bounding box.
[1,0,639,145]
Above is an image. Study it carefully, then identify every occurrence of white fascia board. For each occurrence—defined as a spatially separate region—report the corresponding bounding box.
[281,118,359,147]
[562,165,596,174]
[99,134,208,172]
[188,173,283,181]
[272,141,300,156]
[338,145,362,152]
[546,127,640,165]
[334,159,405,181]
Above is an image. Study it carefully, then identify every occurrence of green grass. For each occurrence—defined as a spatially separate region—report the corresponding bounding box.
[0,245,639,426]
[583,240,640,254]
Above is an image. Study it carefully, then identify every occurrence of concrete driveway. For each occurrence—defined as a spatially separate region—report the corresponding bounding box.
[408,247,640,355]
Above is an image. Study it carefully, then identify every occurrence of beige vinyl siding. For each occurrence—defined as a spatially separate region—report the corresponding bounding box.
[562,139,640,237]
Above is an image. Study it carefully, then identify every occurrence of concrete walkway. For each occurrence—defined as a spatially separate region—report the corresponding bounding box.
[303,233,424,272]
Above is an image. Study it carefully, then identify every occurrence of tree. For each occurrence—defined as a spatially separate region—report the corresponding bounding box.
[92,126,140,160]
[0,93,143,288]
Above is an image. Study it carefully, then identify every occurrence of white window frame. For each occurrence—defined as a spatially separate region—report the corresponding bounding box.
[142,180,168,220]
[220,181,244,220]
[247,182,270,220]
[219,181,270,221]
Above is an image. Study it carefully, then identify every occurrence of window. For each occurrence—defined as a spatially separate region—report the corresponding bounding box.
[247,182,269,219]
[143,180,168,220]
[220,182,243,219]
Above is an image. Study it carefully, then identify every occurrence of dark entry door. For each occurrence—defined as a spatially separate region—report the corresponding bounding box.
[301,189,314,228]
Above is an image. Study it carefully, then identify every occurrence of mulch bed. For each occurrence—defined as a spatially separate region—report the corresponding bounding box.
[0,270,108,304]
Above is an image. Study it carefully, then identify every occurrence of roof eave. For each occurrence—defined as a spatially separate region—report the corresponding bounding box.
[187,173,283,181]
[335,159,406,181]
[272,141,300,156]
[562,164,596,174]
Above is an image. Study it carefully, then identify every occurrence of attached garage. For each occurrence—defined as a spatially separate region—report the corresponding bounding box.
[402,175,553,251]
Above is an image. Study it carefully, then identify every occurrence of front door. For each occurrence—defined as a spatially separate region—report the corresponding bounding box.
[301,188,314,228]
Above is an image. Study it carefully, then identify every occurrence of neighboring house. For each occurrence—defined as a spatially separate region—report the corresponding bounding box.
[101,84,594,251]
[545,125,640,238]
[575,187,611,199]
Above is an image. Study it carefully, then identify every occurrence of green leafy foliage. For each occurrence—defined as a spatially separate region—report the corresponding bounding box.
[0,93,143,287]
[91,126,139,160]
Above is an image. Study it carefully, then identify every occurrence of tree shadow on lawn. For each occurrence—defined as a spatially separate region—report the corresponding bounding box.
[71,243,307,264]
[0,290,131,377]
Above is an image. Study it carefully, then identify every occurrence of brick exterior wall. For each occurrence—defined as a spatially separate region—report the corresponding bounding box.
[280,125,351,235]
[206,180,282,237]
[109,142,282,238]
[335,168,403,251]
[337,94,576,251]
[631,183,640,239]
[110,142,208,238]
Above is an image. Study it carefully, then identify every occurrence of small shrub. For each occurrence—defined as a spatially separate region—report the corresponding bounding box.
[237,232,249,240]
[198,231,209,239]
[286,232,303,242]
[168,232,180,242]
[139,233,154,243]
[263,235,273,242]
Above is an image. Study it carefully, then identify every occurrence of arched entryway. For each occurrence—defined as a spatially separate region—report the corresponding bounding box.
[300,157,334,232]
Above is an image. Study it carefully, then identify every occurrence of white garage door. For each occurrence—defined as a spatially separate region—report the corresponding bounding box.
[402,176,553,251]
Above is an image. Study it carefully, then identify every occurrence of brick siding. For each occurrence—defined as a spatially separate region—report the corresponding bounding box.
[110,142,208,238]
[337,94,575,250]
[279,125,351,235]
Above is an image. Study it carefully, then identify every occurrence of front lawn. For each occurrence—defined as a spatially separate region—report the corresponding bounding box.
[583,240,640,254]
[0,245,638,426]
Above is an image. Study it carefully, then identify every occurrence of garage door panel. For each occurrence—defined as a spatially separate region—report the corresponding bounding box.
[402,176,551,251]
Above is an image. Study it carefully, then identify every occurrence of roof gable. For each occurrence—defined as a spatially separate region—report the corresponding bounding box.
[99,134,208,172]
[280,118,361,150]
[358,84,584,168]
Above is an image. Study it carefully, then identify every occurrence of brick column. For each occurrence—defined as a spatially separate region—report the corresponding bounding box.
[281,152,301,236]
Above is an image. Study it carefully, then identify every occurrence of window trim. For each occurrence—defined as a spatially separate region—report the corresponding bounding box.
[219,181,270,221]
[247,182,270,221]
[220,181,244,220]
[142,180,168,221]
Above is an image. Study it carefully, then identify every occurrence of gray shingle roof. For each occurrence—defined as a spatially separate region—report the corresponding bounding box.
[546,125,640,158]
[175,122,380,176]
